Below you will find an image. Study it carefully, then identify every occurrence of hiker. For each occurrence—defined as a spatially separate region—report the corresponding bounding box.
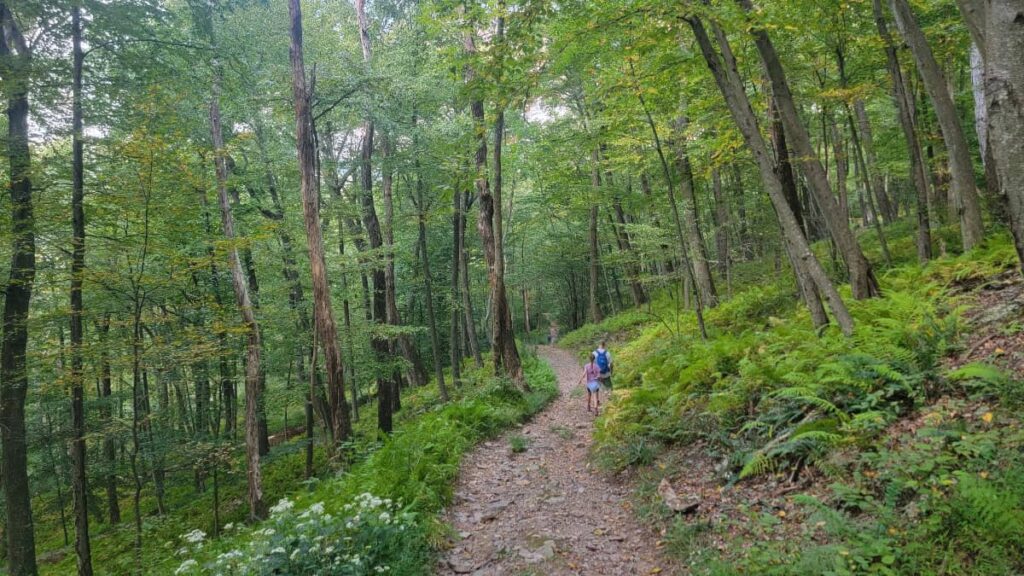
[548,323,559,345]
[577,352,602,414]
[594,340,613,390]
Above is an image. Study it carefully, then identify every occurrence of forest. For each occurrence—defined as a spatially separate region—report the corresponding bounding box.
[0,0,1022,574]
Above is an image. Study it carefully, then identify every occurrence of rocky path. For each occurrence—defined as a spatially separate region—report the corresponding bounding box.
[439,346,666,575]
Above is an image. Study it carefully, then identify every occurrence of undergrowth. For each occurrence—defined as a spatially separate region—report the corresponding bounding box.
[563,232,1024,574]
[168,351,558,575]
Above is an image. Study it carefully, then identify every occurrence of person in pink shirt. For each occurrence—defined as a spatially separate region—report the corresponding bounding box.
[577,352,603,415]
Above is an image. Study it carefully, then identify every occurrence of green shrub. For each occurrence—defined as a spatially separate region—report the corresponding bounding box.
[182,355,557,574]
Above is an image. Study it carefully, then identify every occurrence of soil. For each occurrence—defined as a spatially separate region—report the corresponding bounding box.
[438,346,667,575]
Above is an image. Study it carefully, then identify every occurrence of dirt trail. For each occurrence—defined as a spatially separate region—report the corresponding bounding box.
[439,346,666,575]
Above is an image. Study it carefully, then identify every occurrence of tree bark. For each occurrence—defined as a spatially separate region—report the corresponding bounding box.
[208,53,264,521]
[0,5,40,572]
[460,191,483,367]
[70,4,93,573]
[450,179,464,383]
[414,161,448,400]
[288,0,352,444]
[588,155,604,323]
[853,100,896,222]
[689,14,854,335]
[738,0,879,299]
[983,0,1024,273]
[889,0,985,251]
[710,168,730,279]
[464,21,524,386]
[672,115,718,307]
[874,0,932,263]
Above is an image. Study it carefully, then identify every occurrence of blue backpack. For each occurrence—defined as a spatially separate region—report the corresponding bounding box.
[596,349,610,372]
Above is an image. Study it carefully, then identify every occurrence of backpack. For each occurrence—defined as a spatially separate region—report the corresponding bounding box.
[595,349,610,372]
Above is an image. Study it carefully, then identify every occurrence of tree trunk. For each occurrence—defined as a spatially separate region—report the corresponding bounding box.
[0,6,40,572]
[70,5,93,573]
[96,318,121,524]
[288,0,352,444]
[628,61,709,336]
[460,191,483,367]
[208,53,265,521]
[983,0,1024,273]
[450,180,463,384]
[874,0,933,263]
[739,0,879,299]
[414,164,448,400]
[690,14,854,335]
[853,101,896,222]
[969,42,1004,217]
[672,115,718,307]
[711,168,730,278]
[464,22,524,386]
[587,158,603,323]
[610,193,648,306]
[889,0,985,251]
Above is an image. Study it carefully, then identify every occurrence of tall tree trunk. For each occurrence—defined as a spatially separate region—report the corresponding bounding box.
[460,191,483,367]
[874,0,933,263]
[450,179,463,383]
[70,5,93,573]
[96,318,121,524]
[711,168,730,279]
[610,192,648,306]
[831,116,850,223]
[464,22,524,386]
[982,0,1024,273]
[738,0,879,299]
[288,0,352,444]
[889,0,985,251]
[853,100,896,222]
[587,154,604,323]
[208,53,265,521]
[0,6,39,572]
[969,42,1004,216]
[628,61,709,336]
[672,115,718,307]
[690,14,854,335]
[414,163,448,400]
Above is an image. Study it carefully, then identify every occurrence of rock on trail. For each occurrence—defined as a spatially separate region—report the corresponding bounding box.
[439,346,667,575]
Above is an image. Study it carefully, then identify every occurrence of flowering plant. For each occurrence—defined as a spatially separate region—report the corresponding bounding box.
[174,493,426,575]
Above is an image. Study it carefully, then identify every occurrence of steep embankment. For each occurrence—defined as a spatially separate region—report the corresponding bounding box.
[561,235,1024,575]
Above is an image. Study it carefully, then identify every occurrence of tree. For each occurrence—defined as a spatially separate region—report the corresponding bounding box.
[0,4,40,573]
[288,0,352,445]
[889,0,985,251]
[69,3,93,573]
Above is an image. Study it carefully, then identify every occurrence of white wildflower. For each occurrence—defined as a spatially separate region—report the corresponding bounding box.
[270,497,294,516]
[182,529,206,544]
[290,549,301,561]
[174,559,198,575]
[270,547,286,555]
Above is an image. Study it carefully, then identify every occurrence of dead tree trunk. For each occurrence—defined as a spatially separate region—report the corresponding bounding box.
[288,0,352,444]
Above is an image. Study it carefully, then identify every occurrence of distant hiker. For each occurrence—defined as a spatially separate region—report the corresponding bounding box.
[594,340,613,390]
[548,323,559,345]
[577,352,603,415]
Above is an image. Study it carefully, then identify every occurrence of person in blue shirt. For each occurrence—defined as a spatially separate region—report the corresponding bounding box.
[594,340,613,391]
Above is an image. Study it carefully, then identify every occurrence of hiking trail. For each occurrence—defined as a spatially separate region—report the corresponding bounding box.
[440,346,666,575]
